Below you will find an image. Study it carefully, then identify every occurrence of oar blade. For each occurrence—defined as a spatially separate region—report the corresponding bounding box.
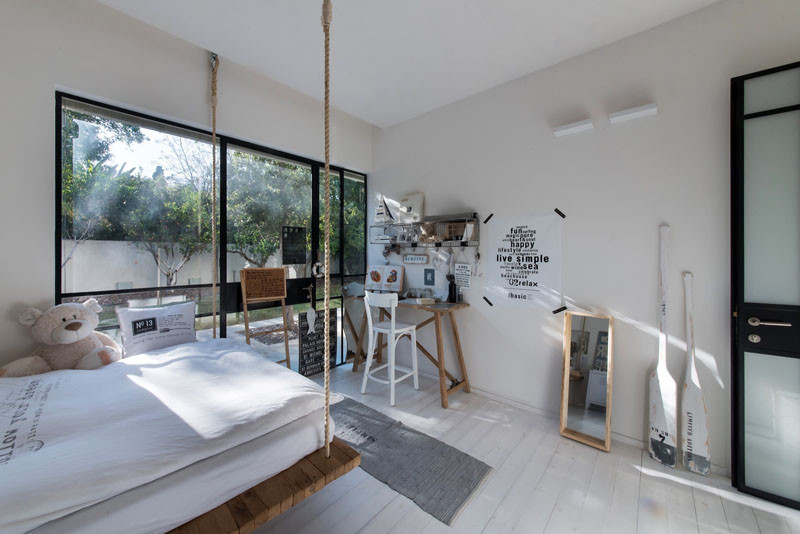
[649,367,678,467]
[682,380,711,475]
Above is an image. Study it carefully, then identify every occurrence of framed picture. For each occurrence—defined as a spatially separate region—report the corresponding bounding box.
[365,265,404,292]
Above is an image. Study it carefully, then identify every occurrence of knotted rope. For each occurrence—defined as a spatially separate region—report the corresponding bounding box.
[210,53,219,338]
[321,0,332,459]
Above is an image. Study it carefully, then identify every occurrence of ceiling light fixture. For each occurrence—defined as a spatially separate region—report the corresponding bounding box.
[609,103,658,124]
[553,119,594,138]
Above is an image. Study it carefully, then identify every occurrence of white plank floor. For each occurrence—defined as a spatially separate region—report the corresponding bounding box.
[255,365,800,534]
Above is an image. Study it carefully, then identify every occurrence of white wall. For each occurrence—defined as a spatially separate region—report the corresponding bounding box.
[370,0,800,471]
[0,1,374,364]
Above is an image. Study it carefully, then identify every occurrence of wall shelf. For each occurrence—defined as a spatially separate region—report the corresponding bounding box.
[370,212,479,248]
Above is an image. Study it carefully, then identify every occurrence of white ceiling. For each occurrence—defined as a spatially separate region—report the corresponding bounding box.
[97,0,719,128]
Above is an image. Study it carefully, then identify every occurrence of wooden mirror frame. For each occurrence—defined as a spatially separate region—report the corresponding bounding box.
[560,311,615,452]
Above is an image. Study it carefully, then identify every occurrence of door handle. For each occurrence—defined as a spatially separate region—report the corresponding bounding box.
[302,284,315,302]
[748,317,792,327]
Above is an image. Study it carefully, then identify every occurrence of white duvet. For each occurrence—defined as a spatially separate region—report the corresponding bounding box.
[0,339,328,534]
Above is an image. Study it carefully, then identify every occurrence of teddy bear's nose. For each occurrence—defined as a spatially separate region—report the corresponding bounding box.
[64,321,82,331]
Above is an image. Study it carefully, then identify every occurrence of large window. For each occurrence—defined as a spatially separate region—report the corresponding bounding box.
[57,94,367,349]
[227,146,313,277]
[60,99,218,330]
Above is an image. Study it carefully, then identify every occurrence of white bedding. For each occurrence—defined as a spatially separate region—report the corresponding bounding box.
[0,339,330,534]
[33,408,331,534]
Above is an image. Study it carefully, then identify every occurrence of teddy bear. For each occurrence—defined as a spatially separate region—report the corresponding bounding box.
[0,298,122,378]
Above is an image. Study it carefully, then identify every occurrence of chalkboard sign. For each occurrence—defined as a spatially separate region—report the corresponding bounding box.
[241,268,286,301]
[282,226,307,265]
[298,311,338,376]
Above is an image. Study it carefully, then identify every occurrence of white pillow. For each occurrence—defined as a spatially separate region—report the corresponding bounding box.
[115,301,197,357]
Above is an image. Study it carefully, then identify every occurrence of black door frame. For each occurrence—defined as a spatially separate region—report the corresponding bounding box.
[731,59,800,510]
[55,91,367,365]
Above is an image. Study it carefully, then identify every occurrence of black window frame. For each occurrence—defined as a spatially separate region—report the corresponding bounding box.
[55,91,367,349]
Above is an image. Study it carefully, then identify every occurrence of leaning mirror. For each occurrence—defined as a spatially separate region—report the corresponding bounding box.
[560,311,614,451]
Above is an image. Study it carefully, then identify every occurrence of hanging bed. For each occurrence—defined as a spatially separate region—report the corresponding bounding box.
[0,339,356,534]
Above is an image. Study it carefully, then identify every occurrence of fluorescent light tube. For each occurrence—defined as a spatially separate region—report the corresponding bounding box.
[609,103,658,124]
[553,119,594,137]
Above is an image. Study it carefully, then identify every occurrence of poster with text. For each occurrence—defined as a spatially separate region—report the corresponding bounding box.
[486,213,562,307]
[298,312,338,377]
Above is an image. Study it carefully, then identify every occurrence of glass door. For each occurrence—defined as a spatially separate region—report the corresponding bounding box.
[314,167,345,365]
[732,61,800,508]
[313,169,368,365]
[226,144,314,369]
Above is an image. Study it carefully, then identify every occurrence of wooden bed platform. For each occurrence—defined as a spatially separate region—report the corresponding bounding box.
[169,437,360,534]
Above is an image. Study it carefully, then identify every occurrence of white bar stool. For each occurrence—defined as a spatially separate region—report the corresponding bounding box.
[360,291,419,406]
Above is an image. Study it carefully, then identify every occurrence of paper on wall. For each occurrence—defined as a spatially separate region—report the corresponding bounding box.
[485,213,563,307]
[365,265,404,292]
[454,263,471,288]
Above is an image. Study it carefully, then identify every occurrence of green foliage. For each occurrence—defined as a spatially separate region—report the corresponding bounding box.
[61,109,212,284]
[120,174,213,286]
[61,110,145,243]
[227,151,312,267]
[343,176,366,274]
[61,108,366,286]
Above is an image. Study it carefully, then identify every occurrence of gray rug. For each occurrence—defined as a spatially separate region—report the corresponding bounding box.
[331,397,491,525]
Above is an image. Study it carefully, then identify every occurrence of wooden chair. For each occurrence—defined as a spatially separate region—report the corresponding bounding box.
[240,267,291,369]
[360,291,419,406]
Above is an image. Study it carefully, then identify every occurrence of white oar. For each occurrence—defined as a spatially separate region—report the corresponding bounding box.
[649,224,677,467]
[681,272,711,475]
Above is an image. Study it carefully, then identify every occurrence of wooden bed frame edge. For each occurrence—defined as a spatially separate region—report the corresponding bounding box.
[168,437,360,534]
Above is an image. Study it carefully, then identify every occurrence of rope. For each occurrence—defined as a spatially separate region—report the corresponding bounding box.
[321,0,332,459]
[210,53,219,338]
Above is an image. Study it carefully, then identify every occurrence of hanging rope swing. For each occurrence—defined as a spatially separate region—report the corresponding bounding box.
[321,0,333,459]
[210,52,219,340]
[168,7,359,531]
[208,1,334,458]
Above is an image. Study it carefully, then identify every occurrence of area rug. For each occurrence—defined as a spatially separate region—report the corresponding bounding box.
[331,397,492,525]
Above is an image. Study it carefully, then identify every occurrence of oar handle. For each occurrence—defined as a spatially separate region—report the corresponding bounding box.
[683,272,694,352]
[659,225,670,332]
[683,272,698,380]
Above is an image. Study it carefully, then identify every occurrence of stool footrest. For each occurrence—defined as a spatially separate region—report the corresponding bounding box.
[367,364,415,385]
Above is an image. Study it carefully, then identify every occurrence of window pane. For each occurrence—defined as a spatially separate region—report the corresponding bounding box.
[61,100,216,293]
[744,351,800,501]
[744,67,800,115]
[318,168,341,275]
[316,278,342,300]
[222,300,344,369]
[343,172,366,275]
[744,111,800,305]
[226,146,312,280]
[62,286,214,332]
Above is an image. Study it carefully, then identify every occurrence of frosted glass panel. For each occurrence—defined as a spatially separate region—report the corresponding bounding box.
[744,67,800,114]
[744,111,800,305]
[744,352,800,501]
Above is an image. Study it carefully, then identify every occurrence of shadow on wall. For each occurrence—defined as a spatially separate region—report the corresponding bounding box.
[3,300,55,361]
[559,293,723,389]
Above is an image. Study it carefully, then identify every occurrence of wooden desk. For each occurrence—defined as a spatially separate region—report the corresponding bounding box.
[345,299,471,408]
